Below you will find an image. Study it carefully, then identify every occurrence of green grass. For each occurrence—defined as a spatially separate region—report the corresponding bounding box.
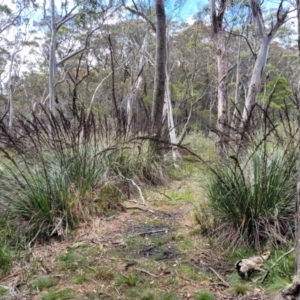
[41,289,76,300]
[93,267,115,281]
[125,286,179,300]
[56,250,81,271]
[193,291,215,300]
[0,245,12,277]
[33,277,57,291]
[72,274,90,284]
[265,276,290,297]
[232,283,250,295]
[116,273,140,287]
[179,264,208,281]
[0,285,8,296]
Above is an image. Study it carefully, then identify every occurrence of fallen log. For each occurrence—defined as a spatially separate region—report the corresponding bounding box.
[235,252,270,279]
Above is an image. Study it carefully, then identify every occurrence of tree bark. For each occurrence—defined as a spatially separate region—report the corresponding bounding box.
[162,34,182,166]
[125,32,148,135]
[239,0,288,151]
[297,0,300,276]
[151,0,166,141]
[231,28,243,133]
[49,0,56,114]
[211,0,229,158]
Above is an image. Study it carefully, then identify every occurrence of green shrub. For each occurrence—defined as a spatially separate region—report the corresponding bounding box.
[203,148,296,249]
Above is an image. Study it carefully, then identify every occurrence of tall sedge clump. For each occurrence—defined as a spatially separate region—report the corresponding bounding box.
[0,108,168,242]
[202,147,296,249]
[0,109,110,240]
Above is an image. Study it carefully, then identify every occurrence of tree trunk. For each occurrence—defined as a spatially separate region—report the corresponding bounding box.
[8,83,13,133]
[162,34,182,166]
[211,0,229,158]
[216,29,229,157]
[239,0,288,152]
[296,0,300,277]
[241,37,270,130]
[231,29,243,133]
[126,32,148,135]
[49,0,56,114]
[151,0,166,141]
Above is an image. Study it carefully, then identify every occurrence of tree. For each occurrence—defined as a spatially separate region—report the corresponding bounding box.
[151,0,166,156]
[42,0,112,114]
[124,30,149,135]
[123,0,181,163]
[0,1,26,36]
[239,0,289,150]
[7,32,25,132]
[211,0,229,157]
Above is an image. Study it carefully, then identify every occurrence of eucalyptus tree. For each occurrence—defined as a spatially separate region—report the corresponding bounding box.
[7,32,25,132]
[0,0,27,36]
[169,21,215,136]
[41,0,116,114]
[152,0,166,144]
[210,0,229,157]
[123,0,182,163]
[239,0,289,149]
[0,0,36,129]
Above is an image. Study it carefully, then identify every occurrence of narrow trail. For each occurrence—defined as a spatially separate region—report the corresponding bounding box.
[0,181,268,300]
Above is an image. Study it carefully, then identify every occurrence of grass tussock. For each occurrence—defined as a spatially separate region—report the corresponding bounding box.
[0,108,167,242]
[198,146,296,250]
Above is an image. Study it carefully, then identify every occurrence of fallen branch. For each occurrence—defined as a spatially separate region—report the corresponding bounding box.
[129,228,168,237]
[0,271,21,283]
[134,268,160,277]
[209,267,229,287]
[121,204,154,213]
[117,173,146,205]
[126,178,146,205]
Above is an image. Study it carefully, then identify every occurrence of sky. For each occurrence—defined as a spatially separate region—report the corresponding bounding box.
[178,0,201,20]
[165,0,203,23]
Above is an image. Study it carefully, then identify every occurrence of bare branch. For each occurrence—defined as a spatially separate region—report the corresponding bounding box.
[123,1,156,33]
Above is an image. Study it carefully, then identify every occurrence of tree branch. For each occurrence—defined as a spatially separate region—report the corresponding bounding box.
[56,6,78,32]
[56,25,101,66]
[123,1,156,32]
[228,31,256,58]
[251,0,265,38]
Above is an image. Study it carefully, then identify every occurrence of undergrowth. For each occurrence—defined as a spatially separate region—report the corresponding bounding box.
[197,145,296,250]
[0,108,168,242]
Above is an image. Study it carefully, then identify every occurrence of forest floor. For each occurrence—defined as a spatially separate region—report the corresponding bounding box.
[0,164,269,300]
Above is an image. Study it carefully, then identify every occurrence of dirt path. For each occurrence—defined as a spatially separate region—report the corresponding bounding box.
[0,183,268,300]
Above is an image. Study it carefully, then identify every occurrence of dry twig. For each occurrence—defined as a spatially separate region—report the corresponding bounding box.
[209,267,229,287]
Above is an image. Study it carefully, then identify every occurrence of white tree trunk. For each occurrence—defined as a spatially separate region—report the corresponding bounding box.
[240,0,288,144]
[163,66,182,167]
[126,32,148,135]
[215,29,229,157]
[8,77,13,133]
[49,0,56,114]
[231,29,243,132]
[162,35,182,166]
[211,0,229,158]
[241,37,270,126]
